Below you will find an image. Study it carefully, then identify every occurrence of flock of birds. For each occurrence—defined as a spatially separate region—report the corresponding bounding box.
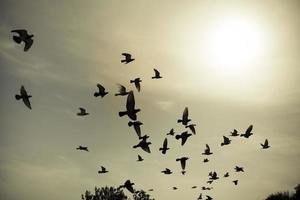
[11,29,271,200]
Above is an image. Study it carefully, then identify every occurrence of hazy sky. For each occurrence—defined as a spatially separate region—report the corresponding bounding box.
[0,1,300,200]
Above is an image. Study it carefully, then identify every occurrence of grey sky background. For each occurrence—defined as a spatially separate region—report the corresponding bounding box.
[0,0,299,200]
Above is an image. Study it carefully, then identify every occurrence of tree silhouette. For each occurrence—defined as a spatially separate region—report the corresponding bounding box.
[133,190,155,200]
[265,184,300,200]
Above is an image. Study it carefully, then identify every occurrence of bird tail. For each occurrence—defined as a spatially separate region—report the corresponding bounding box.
[15,94,22,100]
[94,92,100,97]
[13,36,22,44]
[119,111,127,117]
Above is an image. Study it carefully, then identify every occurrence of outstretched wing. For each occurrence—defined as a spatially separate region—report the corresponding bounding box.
[117,84,127,93]
[265,139,268,146]
[181,159,186,170]
[154,68,160,77]
[163,138,168,148]
[79,107,86,113]
[122,53,131,60]
[246,125,253,134]
[20,85,28,96]
[97,84,105,93]
[23,97,32,109]
[182,107,189,121]
[126,91,135,111]
[206,144,210,151]
[141,143,151,153]
[135,81,140,92]
[11,29,27,36]
[24,38,33,51]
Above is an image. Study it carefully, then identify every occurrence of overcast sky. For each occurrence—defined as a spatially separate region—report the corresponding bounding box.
[0,0,300,200]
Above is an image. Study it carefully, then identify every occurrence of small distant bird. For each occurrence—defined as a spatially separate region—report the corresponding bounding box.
[94,84,108,98]
[148,189,154,192]
[115,84,129,96]
[121,53,135,64]
[185,124,196,134]
[207,180,213,184]
[137,155,144,162]
[119,91,141,120]
[15,85,32,109]
[201,187,212,190]
[241,125,253,138]
[11,29,34,51]
[177,107,191,125]
[159,138,169,154]
[192,186,197,189]
[209,172,219,180]
[224,172,229,177]
[98,166,108,174]
[176,157,189,175]
[172,187,178,190]
[167,128,175,136]
[202,144,213,155]
[161,168,172,175]
[233,180,238,185]
[119,180,135,193]
[203,158,209,163]
[130,78,142,92]
[175,131,192,146]
[235,166,244,172]
[198,193,203,200]
[261,139,270,149]
[152,68,162,79]
[128,121,143,138]
[77,107,89,116]
[133,137,151,153]
[221,136,231,146]
[230,129,239,136]
[76,146,89,152]
[206,195,213,200]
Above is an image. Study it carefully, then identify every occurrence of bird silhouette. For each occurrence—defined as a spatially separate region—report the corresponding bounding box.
[185,124,196,134]
[94,84,108,98]
[198,193,203,200]
[224,172,229,177]
[235,166,244,172]
[77,107,89,116]
[201,187,212,191]
[221,136,231,146]
[206,195,213,200]
[119,91,140,120]
[261,139,270,149]
[203,158,209,163]
[159,138,169,154]
[175,131,192,146]
[133,137,151,153]
[161,168,172,175]
[128,121,143,138]
[130,78,142,92]
[230,129,239,136]
[115,84,129,96]
[202,144,213,155]
[15,85,32,109]
[98,166,108,174]
[233,180,238,185]
[177,107,191,125]
[121,53,135,64]
[148,189,154,192]
[11,29,34,51]
[207,180,213,184]
[167,128,175,136]
[241,125,253,138]
[176,157,189,175]
[192,186,197,189]
[137,155,144,162]
[76,146,89,152]
[172,187,178,190]
[152,68,162,79]
[209,172,219,180]
[119,180,135,193]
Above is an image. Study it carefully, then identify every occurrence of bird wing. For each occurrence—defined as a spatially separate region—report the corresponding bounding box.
[118,84,126,93]
[138,155,142,160]
[79,107,86,113]
[265,139,268,146]
[163,138,168,148]
[122,53,131,60]
[246,125,253,134]
[20,85,28,96]
[141,142,151,153]
[97,84,105,93]
[23,97,32,109]
[190,125,196,134]
[126,91,135,111]
[135,81,140,92]
[133,125,141,138]
[11,29,27,36]
[181,159,186,170]
[182,107,188,121]
[154,68,160,77]
[24,38,33,51]
[206,144,210,151]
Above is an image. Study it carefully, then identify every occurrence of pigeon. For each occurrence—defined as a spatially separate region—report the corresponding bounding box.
[230,129,239,136]
[224,172,229,177]
[152,68,162,79]
[175,131,192,146]
[77,107,89,116]
[94,84,108,98]
[185,124,196,134]
[241,125,253,138]
[115,84,129,96]
[202,144,213,155]
[76,146,89,152]
[209,172,219,180]
[130,78,142,92]
[98,166,108,174]
[221,136,231,146]
[203,158,209,163]
[176,157,189,175]
[133,137,151,153]
[198,193,203,200]
[128,121,143,138]
[206,195,213,200]
[15,85,32,109]
[119,180,135,193]
[159,138,169,154]
[261,139,270,149]
[11,29,34,51]
[167,128,175,136]
[192,186,197,189]
[177,107,191,125]
[121,53,135,64]
[161,168,172,175]
[119,91,141,120]
[137,155,144,162]
[233,180,238,185]
[172,187,178,190]
[235,166,244,172]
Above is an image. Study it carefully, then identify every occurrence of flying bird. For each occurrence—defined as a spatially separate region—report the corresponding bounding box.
[209,172,219,180]
[159,138,169,154]
[235,166,244,172]
[115,84,129,96]
[185,124,196,134]
[202,144,213,155]
[224,172,229,177]
[175,131,192,146]
[177,107,191,125]
[203,158,209,163]
[128,121,143,138]
[119,91,141,120]
[137,155,144,162]
[148,189,154,192]
[192,186,197,189]
[98,166,108,174]
[201,187,212,191]
[261,139,270,149]
[207,180,213,184]
[198,193,203,200]
[94,84,108,98]
[161,168,172,175]
[121,53,135,64]
[152,68,162,79]
[176,157,189,175]
[221,136,231,146]
[241,125,253,138]
[172,187,178,190]
[230,129,239,136]
[76,146,89,152]
[119,180,135,193]
[130,78,142,92]
[133,137,151,153]
[233,180,238,185]
[206,195,213,200]
[77,107,89,116]
[11,29,34,51]
[15,85,32,109]
[167,128,175,136]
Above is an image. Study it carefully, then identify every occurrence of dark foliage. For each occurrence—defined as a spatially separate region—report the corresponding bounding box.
[265,184,300,200]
